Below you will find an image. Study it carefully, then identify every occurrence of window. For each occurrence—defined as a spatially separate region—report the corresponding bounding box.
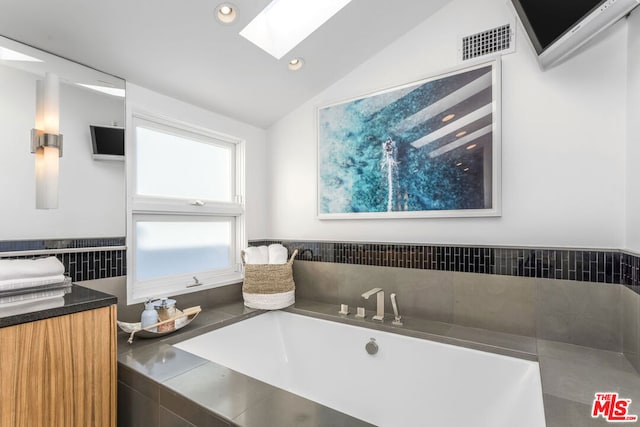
[127,113,245,303]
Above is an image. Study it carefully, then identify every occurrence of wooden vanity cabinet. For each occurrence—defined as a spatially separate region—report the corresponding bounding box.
[0,305,117,427]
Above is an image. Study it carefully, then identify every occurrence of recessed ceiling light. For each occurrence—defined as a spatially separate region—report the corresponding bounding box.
[216,3,237,24]
[455,130,467,138]
[442,113,455,122]
[466,143,477,150]
[240,0,353,59]
[288,58,304,71]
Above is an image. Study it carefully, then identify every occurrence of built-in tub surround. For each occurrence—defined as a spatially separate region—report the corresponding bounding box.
[251,240,640,357]
[174,311,545,427]
[118,300,640,427]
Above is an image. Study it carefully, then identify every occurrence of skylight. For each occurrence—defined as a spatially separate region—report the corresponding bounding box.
[0,47,42,62]
[239,0,353,59]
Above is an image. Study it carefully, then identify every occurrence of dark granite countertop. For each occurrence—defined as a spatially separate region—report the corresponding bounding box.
[0,284,117,328]
[117,299,640,427]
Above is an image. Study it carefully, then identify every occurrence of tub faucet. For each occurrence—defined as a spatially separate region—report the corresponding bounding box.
[361,288,384,321]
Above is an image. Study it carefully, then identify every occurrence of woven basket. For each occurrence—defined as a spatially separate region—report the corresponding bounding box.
[241,249,298,310]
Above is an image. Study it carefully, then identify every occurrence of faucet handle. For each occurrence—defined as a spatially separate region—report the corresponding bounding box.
[339,304,350,315]
[390,293,403,326]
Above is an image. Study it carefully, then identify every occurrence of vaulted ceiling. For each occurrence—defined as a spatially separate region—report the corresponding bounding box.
[0,0,452,128]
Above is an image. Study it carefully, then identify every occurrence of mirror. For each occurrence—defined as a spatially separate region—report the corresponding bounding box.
[0,36,125,240]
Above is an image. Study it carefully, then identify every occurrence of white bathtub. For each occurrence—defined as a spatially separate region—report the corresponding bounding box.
[174,311,546,427]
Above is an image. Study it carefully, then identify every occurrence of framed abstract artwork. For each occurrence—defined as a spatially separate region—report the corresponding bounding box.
[317,60,501,219]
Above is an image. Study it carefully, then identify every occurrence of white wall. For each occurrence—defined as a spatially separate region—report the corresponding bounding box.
[626,8,640,253]
[0,64,125,239]
[0,68,268,242]
[125,83,269,240]
[266,0,628,249]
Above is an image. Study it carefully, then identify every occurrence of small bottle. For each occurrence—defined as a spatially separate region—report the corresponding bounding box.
[141,299,159,332]
[155,298,177,333]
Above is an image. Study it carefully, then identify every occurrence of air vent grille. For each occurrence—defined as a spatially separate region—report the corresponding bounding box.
[462,24,512,61]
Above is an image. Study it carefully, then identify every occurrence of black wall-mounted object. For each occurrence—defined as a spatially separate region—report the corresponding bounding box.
[510,0,639,69]
[90,125,124,161]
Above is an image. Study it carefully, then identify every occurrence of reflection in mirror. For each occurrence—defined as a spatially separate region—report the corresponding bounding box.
[0,35,125,240]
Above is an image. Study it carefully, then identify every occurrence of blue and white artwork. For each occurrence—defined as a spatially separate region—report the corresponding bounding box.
[318,61,500,218]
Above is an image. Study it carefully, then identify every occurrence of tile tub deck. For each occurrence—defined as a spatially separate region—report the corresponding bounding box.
[117,299,640,427]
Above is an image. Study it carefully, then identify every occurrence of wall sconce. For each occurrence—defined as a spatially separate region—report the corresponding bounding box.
[31,72,63,209]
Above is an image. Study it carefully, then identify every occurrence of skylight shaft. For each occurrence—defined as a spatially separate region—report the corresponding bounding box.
[0,47,42,62]
[240,0,353,59]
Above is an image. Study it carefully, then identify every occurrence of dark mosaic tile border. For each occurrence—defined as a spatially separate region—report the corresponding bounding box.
[3,237,639,290]
[623,252,640,294]
[0,237,126,282]
[251,240,640,292]
[0,237,125,253]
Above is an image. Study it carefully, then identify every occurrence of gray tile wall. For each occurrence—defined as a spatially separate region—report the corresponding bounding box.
[294,261,625,352]
[454,273,537,337]
[537,280,621,351]
[622,286,640,372]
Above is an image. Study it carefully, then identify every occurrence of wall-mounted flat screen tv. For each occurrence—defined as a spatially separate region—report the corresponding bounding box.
[510,0,639,69]
[90,125,124,161]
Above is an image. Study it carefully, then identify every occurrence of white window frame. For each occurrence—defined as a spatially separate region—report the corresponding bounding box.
[126,111,245,304]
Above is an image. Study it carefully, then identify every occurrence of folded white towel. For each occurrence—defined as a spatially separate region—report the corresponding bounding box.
[0,274,67,292]
[258,246,269,263]
[244,246,269,264]
[0,257,65,281]
[268,244,288,264]
[0,294,65,316]
[0,288,67,305]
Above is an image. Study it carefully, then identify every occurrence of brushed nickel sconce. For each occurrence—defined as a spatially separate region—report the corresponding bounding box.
[31,72,63,209]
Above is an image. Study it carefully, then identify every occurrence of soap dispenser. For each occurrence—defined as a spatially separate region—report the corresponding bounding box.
[141,298,159,332]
